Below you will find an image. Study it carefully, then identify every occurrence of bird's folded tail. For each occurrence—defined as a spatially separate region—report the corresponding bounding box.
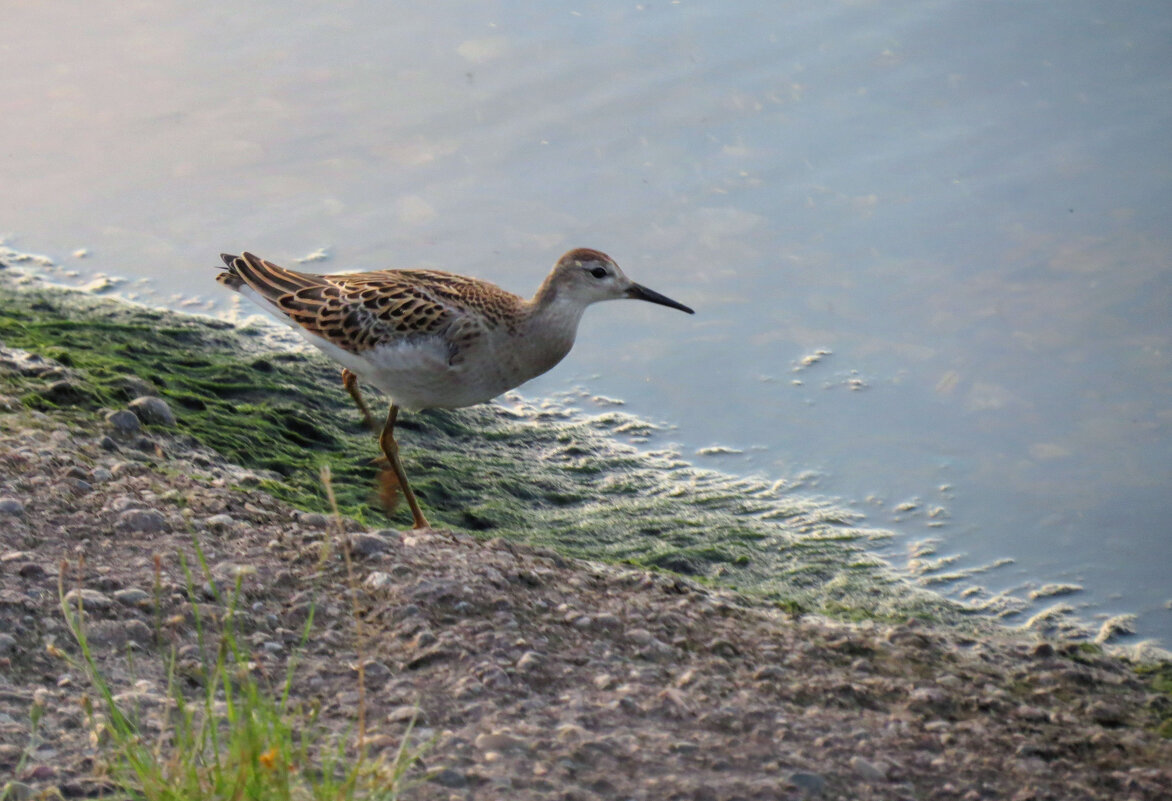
[215,252,324,302]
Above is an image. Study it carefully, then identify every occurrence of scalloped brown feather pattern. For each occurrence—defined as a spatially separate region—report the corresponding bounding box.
[219,253,527,363]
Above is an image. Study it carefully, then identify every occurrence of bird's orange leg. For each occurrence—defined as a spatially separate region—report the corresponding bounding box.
[341,368,378,433]
[378,403,430,530]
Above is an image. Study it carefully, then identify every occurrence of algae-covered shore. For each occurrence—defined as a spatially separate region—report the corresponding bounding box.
[0,265,953,623]
[2,265,1171,799]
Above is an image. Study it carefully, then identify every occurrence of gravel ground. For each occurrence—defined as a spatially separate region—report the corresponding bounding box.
[1,356,1171,799]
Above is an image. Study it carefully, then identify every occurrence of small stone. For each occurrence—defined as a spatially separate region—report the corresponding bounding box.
[592,612,621,629]
[474,732,523,753]
[0,497,24,516]
[128,396,176,426]
[115,508,166,533]
[908,686,952,712]
[430,768,467,789]
[85,619,152,647]
[42,379,87,405]
[62,588,114,610]
[1031,642,1055,658]
[707,638,740,658]
[90,467,113,483]
[204,514,235,531]
[789,771,826,797]
[1088,700,1127,727]
[593,673,615,690]
[406,646,455,670]
[388,705,424,723]
[555,723,588,742]
[114,588,151,605]
[349,531,396,557]
[626,627,655,646]
[349,659,392,686]
[23,765,56,781]
[411,631,438,651]
[15,563,45,580]
[364,572,393,590]
[850,755,888,782]
[133,435,159,453]
[516,651,543,672]
[0,743,20,766]
[0,633,17,656]
[1013,704,1051,723]
[105,409,141,434]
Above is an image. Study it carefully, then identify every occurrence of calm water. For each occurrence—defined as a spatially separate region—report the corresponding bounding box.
[4,1,1170,643]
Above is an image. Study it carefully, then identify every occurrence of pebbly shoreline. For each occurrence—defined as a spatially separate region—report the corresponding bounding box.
[0,380,1169,799]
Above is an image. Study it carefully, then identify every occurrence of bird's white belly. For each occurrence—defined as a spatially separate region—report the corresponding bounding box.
[304,332,523,410]
[362,340,505,409]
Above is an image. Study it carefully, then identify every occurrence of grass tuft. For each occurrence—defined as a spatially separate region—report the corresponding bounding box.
[51,476,424,800]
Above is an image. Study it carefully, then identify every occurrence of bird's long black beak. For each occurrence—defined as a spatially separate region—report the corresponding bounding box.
[626,283,695,314]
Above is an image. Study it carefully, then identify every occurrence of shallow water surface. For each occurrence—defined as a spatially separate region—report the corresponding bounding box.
[3,2,1170,642]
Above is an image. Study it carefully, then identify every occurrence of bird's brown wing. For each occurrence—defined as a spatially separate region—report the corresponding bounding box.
[218,252,516,361]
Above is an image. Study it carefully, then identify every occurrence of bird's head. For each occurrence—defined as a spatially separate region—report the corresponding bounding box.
[543,248,695,314]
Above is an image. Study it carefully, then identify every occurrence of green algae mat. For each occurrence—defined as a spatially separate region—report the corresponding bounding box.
[0,266,961,622]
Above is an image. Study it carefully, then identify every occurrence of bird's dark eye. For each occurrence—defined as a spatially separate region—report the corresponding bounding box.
[588,266,608,279]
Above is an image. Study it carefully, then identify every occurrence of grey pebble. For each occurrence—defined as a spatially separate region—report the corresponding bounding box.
[753,665,785,681]
[789,771,826,797]
[348,531,396,556]
[850,755,889,782]
[62,588,115,611]
[516,650,543,672]
[1088,700,1128,727]
[85,619,152,647]
[114,588,151,605]
[364,571,394,590]
[474,732,523,752]
[204,513,235,530]
[0,497,24,516]
[388,704,423,723]
[0,633,17,656]
[0,743,20,766]
[115,508,166,533]
[128,396,175,426]
[105,409,141,434]
[430,768,467,789]
[360,660,394,681]
[626,627,655,646]
[42,379,86,404]
[592,612,621,629]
